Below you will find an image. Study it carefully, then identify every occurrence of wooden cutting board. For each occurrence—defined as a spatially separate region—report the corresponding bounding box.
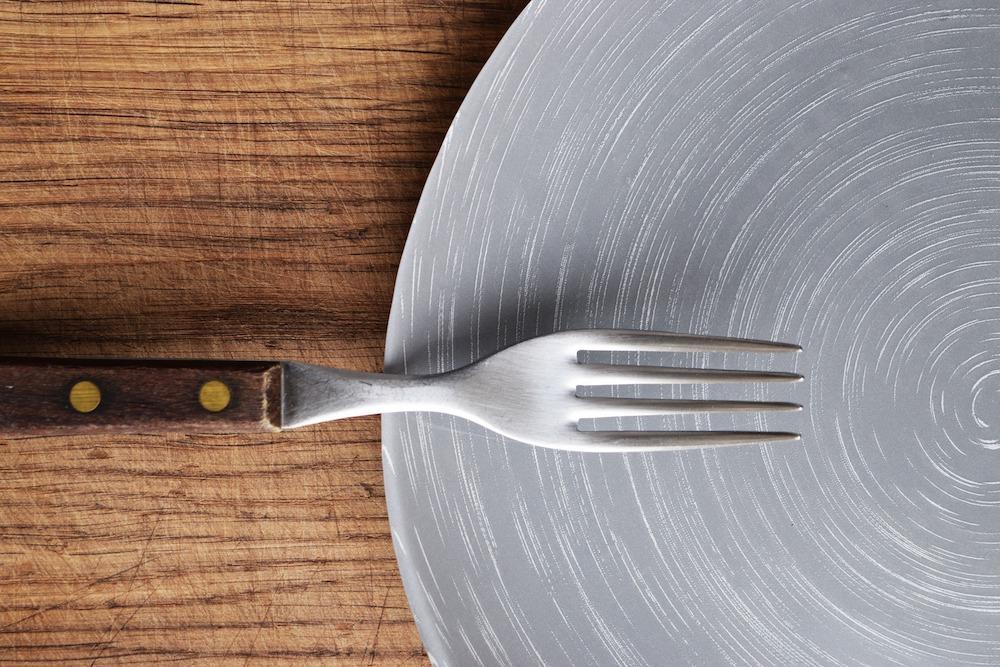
[0,1,527,663]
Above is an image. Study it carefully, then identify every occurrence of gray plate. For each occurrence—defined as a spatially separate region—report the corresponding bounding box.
[382,1,1000,664]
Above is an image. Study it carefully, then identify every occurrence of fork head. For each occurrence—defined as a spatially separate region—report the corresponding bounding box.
[448,329,803,454]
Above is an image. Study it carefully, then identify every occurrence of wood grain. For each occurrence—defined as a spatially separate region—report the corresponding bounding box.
[0,358,282,436]
[0,0,528,663]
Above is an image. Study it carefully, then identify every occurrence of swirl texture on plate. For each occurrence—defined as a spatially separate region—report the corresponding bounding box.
[383,0,1000,664]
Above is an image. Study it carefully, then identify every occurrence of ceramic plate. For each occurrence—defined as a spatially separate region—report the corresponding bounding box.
[383,1,1000,663]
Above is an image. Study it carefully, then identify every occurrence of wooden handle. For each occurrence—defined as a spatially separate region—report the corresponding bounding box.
[0,358,283,437]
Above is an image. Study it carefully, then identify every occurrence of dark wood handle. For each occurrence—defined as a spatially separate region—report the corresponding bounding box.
[0,358,282,437]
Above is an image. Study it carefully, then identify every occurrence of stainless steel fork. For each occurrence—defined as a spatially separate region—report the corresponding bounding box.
[283,329,803,453]
[0,330,802,451]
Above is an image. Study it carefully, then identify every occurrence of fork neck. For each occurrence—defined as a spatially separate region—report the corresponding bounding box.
[280,362,456,429]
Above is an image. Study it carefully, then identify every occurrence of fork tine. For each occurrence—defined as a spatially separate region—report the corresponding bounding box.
[573,398,801,419]
[577,364,804,385]
[572,329,802,354]
[564,431,801,454]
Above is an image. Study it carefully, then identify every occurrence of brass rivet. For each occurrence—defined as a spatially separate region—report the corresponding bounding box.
[199,380,231,413]
[69,380,101,413]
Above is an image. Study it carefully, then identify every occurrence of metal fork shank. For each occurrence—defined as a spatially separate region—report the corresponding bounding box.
[281,362,456,428]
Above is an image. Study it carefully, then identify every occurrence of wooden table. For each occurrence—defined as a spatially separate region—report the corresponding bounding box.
[0,1,527,662]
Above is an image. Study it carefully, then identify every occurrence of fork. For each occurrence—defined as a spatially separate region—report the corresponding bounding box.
[0,330,802,453]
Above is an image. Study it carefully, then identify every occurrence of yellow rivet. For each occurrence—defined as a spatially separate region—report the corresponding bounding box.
[199,380,231,413]
[69,380,101,413]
